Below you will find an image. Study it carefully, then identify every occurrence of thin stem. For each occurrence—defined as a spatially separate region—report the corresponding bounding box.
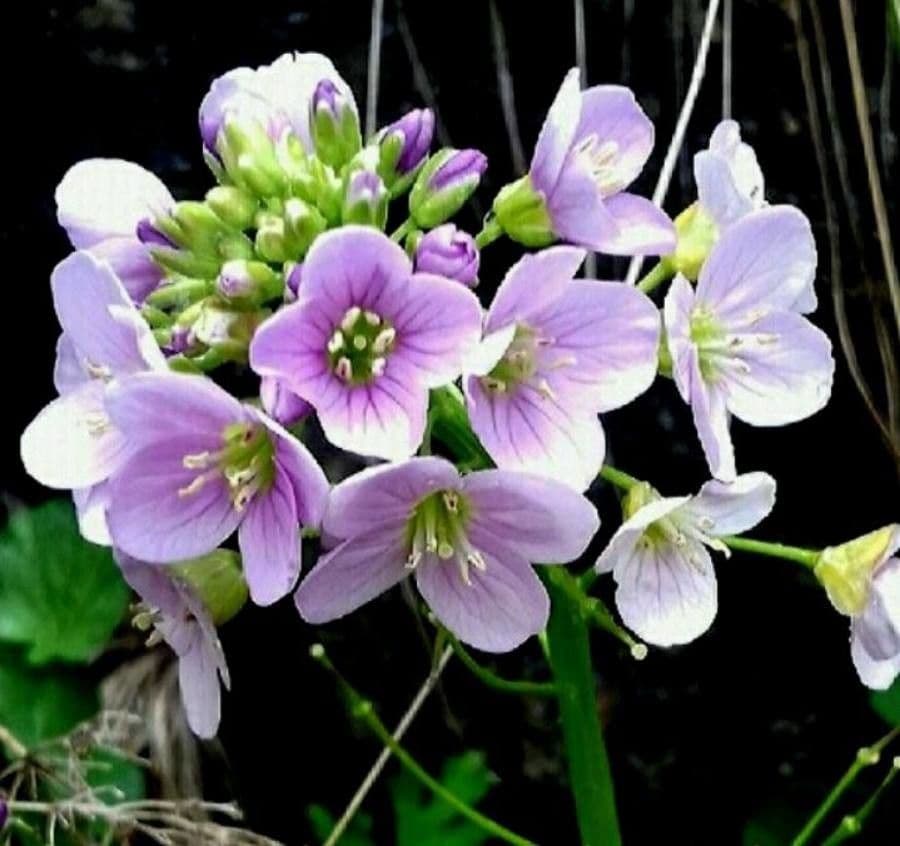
[365,0,384,138]
[792,728,900,846]
[445,631,557,697]
[598,464,639,491]
[583,595,648,660]
[722,0,733,119]
[391,218,414,243]
[323,646,453,846]
[475,217,503,249]
[636,260,675,294]
[545,568,622,845]
[838,0,900,337]
[720,536,819,569]
[625,0,722,285]
[489,0,526,174]
[312,646,536,846]
[820,757,900,845]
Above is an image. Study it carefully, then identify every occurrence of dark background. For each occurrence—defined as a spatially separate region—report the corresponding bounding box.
[3,1,899,843]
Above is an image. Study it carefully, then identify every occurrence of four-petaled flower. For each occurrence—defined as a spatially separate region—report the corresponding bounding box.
[596,473,776,646]
[250,227,483,460]
[464,246,660,491]
[664,206,833,481]
[117,551,229,738]
[527,68,675,255]
[105,372,329,606]
[21,252,166,544]
[295,457,599,652]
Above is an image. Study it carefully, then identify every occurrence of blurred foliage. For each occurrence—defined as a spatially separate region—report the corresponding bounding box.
[308,751,496,846]
[889,0,900,55]
[870,678,900,725]
[0,501,128,665]
[742,799,806,846]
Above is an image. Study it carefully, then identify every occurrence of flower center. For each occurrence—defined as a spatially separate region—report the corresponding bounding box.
[405,489,486,586]
[689,306,778,383]
[577,135,625,197]
[178,422,275,511]
[480,323,571,399]
[327,306,396,385]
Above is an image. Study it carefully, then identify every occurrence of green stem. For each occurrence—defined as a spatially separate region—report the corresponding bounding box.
[598,464,639,491]
[445,631,557,697]
[545,568,621,846]
[791,728,899,846]
[636,259,674,294]
[390,218,414,243]
[311,646,536,846]
[145,277,211,310]
[475,217,503,249]
[820,759,900,845]
[720,536,819,569]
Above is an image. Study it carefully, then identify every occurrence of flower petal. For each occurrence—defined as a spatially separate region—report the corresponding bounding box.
[51,252,165,376]
[87,236,163,303]
[294,528,410,623]
[21,382,127,490]
[464,376,606,492]
[415,539,549,653]
[575,85,654,188]
[663,273,697,403]
[546,157,615,248]
[179,639,223,738]
[107,438,242,563]
[530,68,582,194]
[73,484,111,546]
[56,159,173,249]
[239,471,301,606]
[687,472,776,536]
[484,246,586,334]
[323,456,459,541]
[696,206,817,320]
[850,632,900,690]
[463,469,600,562]
[589,193,676,256]
[106,372,244,446]
[533,279,660,413]
[723,311,834,426]
[689,351,736,482]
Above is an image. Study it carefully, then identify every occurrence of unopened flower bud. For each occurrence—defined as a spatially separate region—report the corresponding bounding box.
[492,175,555,247]
[310,78,362,170]
[376,108,434,195]
[218,116,287,198]
[261,376,312,426]
[216,260,283,304]
[171,549,248,626]
[409,148,487,228]
[815,526,900,616]
[136,217,176,248]
[413,223,479,286]
[205,185,259,230]
[255,215,290,263]
[283,198,327,255]
[192,301,265,360]
[342,170,388,228]
[668,202,718,280]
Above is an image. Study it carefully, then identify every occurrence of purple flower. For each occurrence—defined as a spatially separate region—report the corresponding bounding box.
[413,224,480,287]
[260,376,312,427]
[295,457,599,652]
[104,372,329,606]
[519,68,675,255]
[596,472,776,646]
[694,120,765,230]
[199,52,355,155]
[463,246,660,491]
[20,252,166,544]
[250,227,482,461]
[378,108,435,176]
[55,159,174,302]
[117,551,229,738]
[409,149,488,228]
[664,207,833,482]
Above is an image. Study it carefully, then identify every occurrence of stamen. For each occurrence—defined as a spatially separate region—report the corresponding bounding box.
[363,310,381,326]
[549,355,577,369]
[482,377,507,393]
[536,379,556,401]
[370,357,386,377]
[145,630,164,648]
[178,474,210,498]
[442,491,460,513]
[438,541,454,559]
[335,357,353,382]
[233,479,262,512]
[84,412,112,437]
[85,361,113,380]
[327,330,345,354]
[372,327,396,355]
[340,306,362,332]
[182,451,213,469]
[405,550,422,570]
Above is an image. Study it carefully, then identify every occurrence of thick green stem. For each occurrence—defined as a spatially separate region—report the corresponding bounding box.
[475,217,503,249]
[545,568,621,846]
[598,464,639,490]
[445,631,557,697]
[720,536,819,569]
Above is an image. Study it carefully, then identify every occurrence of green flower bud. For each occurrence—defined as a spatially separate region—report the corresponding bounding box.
[814,526,900,616]
[255,215,290,263]
[310,79,362,170]
[219,118,286,198]
[668,203,718,280]
[409,148,487,228]
[192,300,267,361]
[206,186,259,230]
[171,549,248,626]
[284,198,328,255]
[216,259,283,305]
[492,175,555,247]
[341,170,389,228]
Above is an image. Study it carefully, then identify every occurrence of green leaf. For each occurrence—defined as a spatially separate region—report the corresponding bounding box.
[870,677,900,725]
[889,0,900,57]
[0,648,97,747]
[307,804,375,846]
[0,500,129,665]
[392,751,497,846]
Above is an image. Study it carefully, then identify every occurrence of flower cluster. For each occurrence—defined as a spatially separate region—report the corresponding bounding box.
[25,50,881,737]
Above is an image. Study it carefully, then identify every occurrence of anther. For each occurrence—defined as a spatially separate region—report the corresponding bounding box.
[85,361,113,381]
[335,357,353,382]
[536,379,556,401]
[182,451,213,469]
[482,377,507,394]
[442,491,460,513]
[371,357,387,377]
[178,475,209,498]
[363,310,381,326]
[340,306,362,332]
[372,327,396,355]
[327,330,345,354]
